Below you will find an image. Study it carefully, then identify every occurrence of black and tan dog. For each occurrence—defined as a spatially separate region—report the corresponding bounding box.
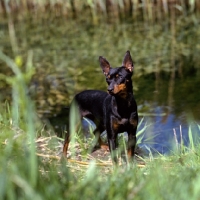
[63,51,138,164]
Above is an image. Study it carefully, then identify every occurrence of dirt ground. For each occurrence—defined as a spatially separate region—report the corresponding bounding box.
[36,136,146,167]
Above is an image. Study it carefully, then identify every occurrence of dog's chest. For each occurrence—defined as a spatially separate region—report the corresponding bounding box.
[116,117,129,125]
[114,99,133,118]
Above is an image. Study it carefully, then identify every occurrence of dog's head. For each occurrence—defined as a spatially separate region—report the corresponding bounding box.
[99,51,134,98]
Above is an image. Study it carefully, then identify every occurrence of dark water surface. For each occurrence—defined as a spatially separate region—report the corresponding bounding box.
[0,15,200,154]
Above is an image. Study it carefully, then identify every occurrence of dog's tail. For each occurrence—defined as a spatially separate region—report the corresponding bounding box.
[63,134,70,157]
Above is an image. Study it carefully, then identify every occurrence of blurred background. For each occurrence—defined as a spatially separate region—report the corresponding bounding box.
[0,0,200,154]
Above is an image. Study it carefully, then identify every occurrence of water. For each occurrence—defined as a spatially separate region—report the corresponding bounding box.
[0,15,200,154]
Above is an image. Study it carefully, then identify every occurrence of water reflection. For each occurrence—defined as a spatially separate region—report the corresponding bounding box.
[138,106,189,154]
[135,70,200,154]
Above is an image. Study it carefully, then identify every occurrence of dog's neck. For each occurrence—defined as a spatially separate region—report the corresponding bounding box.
[110,94,133,119]
[115,92,133,103]
[127,80,133,94]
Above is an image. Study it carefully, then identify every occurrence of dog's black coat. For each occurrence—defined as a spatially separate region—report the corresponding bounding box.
[63,51,138,163]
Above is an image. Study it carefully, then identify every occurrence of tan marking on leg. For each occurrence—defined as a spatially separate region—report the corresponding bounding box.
[129,118,138,128]
[128,148,133,158]
[112,120,119,131]
[99,137,109,150]
[63,137,69,157]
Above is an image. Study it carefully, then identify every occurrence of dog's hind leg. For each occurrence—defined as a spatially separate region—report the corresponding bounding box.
[89,124,106,152]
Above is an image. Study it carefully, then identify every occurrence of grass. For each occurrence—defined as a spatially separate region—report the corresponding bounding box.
[1,53,200,199]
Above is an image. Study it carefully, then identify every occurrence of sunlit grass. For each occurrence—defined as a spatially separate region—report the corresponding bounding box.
[1,107,200,200]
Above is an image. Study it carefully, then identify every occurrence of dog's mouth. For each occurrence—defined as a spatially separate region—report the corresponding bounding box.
[108,84,127,97]
[107,89,118,95]
[107,90,114,95]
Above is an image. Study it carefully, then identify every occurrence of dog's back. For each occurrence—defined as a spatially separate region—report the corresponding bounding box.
[74,90,108,129]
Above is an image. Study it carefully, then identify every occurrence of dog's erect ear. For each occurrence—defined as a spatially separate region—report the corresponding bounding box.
[99,56,111,76]
[122,51,134,72]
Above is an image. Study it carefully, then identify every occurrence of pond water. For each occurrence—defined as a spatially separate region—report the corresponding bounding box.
[0,15,200,155]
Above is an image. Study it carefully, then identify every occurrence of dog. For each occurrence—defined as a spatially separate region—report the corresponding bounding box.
[63,51,138,164]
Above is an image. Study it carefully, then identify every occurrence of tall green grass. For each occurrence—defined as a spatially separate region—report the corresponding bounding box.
[1,52,200,199]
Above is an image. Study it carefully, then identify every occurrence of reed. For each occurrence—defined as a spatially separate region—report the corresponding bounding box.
[0,0,200,22]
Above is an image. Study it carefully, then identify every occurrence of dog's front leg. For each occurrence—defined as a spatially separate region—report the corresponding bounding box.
[127,130,137,160]
[127,111,138,161]
[106,116,120,164]
[107,134,118,164]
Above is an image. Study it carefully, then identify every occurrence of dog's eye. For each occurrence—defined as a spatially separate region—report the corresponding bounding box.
[107,75,111,79]
[116,74,119,78]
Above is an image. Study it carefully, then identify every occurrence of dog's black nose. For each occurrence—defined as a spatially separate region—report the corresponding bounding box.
[108,88,113,93]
